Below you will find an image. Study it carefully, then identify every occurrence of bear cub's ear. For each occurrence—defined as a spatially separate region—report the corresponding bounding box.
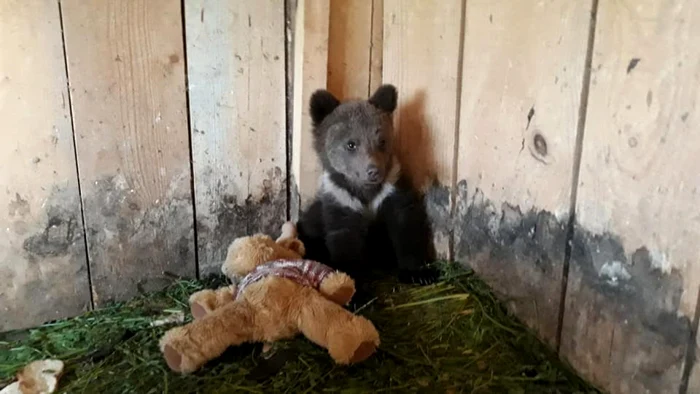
[369,84,398,113]
[309,89,340,126]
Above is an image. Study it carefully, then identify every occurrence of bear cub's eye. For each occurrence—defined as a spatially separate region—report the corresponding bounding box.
[378,139,386,150]
[346,141,357,151]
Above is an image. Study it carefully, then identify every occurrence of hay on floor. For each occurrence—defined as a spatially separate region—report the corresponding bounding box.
[0,263,601,393]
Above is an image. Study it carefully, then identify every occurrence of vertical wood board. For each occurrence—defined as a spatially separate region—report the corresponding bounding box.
[290,0,330,218]
[369,0,384,95]
[286,0,298,224]
[382,0,464,259]
[61,0,196,305]
[185,0,287,274]
[0,0,91,331]
[561,1,700,393]
[327,0,373,100]
[453,0,593,347]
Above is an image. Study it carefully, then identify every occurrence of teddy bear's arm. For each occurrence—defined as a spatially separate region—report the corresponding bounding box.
[188,285,236,320]
[318,272,356,305]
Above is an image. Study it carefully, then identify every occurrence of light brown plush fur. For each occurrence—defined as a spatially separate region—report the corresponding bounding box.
[159,222,380,374]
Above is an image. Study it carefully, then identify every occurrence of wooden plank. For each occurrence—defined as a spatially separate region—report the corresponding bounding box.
[0,0,91,331]
[61,0,195,304]
[185,0,287,274]
[327,0,373,100]
[286,0,297,224]
[561,1,700,393]
[453,0,592,347]
[382,0,463,259]
[369,0,384,95]
[290,0,330,219]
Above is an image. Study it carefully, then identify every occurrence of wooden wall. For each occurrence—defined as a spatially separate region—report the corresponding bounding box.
[1,1,699,393]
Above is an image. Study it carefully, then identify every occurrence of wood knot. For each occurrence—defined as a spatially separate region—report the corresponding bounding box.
[528,130,551,165]
[533,133,547,156]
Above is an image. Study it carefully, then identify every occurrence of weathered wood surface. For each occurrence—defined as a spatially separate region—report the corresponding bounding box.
[0,0,91,331]
[369,0,384,95]
[453,0,593,348]
[327,0,374,100]
[290,0,330,218]
[382,0,464,259]
[185,0,287,274]
[61,0,195,304]
[560,1,700,393]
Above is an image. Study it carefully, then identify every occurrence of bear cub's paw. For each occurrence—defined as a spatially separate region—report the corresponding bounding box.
[398,265,441,286]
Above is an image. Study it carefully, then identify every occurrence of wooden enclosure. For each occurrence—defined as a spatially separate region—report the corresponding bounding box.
[1,1,699,393]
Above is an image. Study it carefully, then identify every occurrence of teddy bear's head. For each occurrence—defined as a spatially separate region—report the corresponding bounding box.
[221,222,306,279]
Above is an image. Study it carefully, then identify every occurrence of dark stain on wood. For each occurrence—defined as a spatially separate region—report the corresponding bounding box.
[626,58,640,74]
[561,227,690,393]
[8,193,30,217]
[3,186,91,332]
[23,207,77,258]
[526,106,535,130]
[453,180,567,347]
[453,176,691,392]
[196,167,287,275]
[289,173,301,221]
[82,175,196,306]
[424,182,451,259]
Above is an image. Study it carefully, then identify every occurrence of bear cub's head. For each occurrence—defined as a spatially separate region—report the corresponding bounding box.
[309,84,398,191]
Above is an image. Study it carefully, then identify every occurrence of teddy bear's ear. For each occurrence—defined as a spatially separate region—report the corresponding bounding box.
[289,239,306,256]
[222,236,277,277]
[279,238,305,257]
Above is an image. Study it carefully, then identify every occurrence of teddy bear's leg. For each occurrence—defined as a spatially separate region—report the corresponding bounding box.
[159,300,256,373]
[295,293,380,364]
[188,285,236,319]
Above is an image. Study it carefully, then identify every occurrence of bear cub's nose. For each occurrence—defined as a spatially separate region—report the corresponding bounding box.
[366,166,381,183]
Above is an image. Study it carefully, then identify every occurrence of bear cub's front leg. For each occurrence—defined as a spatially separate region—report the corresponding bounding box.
[378,185,440,285]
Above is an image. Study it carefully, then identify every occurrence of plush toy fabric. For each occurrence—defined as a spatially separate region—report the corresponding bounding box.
[159,222,380,374]
[234,259,336,299]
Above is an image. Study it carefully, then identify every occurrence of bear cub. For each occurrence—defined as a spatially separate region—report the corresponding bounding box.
[296,84,439,291]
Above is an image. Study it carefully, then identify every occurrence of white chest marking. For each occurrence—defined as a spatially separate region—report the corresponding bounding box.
[320,160,401,216]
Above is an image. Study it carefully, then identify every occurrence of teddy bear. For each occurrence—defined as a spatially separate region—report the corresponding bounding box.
[159,222,381,374]
[184,222,356,319]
